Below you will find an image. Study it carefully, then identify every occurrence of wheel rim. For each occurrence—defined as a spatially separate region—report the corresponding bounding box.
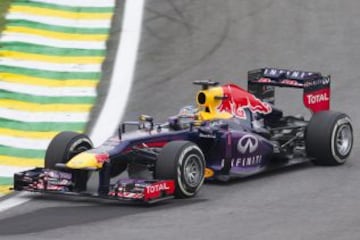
[184,154,202,188]
[67,143,91,160]
[336,124,352,156]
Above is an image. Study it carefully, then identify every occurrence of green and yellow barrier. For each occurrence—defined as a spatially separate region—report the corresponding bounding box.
[0,0,116,195]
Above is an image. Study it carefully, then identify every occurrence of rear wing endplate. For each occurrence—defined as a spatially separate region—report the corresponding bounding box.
[248,68,331,113]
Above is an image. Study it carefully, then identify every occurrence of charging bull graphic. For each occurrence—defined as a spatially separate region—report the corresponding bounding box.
[217,84,272,119]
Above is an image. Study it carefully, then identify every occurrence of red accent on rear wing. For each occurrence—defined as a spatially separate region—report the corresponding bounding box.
[247,68,330,113]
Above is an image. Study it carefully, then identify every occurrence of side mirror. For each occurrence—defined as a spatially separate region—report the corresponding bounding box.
[139,114,154,131]
[118,123,125,139]
[139,114,153,122]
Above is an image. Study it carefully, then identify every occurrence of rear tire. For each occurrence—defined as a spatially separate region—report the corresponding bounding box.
[45,131,93,191]
[306,111,353,166]
[155,141,205,198]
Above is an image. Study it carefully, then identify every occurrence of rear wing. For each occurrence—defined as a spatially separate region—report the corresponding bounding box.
[248,68,331,113]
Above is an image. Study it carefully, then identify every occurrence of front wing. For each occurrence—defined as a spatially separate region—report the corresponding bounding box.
[13,168,175,204]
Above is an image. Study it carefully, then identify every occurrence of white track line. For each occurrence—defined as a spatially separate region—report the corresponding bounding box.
[0,34,106,50]
[0,0,145,211]
[0,82,96,97]
[0,166,32,177]
[7,13,112,29]
[28,0,115,7]
[0,58,101,73]
[90,0,145,146]
[0,108,89,122]
[0,136,50,150]
[0,193,31,213]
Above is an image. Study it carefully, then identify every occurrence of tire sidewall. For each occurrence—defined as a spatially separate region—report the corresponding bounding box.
[331,116,353,163]
[64,137,93,162]
[176,144,205,197]
[45,132,93,168]
[306,111,353,166]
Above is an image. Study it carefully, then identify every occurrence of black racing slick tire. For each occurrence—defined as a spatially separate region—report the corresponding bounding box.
[306,111,353,166]
[155,141,205,198]
[45,131,93,169]
[45,131,93,191]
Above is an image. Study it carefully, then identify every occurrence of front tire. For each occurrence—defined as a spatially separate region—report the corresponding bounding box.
[155,141,205,198]
[45,131,93,191]
[45,131,93,168]
[306,111,353,165]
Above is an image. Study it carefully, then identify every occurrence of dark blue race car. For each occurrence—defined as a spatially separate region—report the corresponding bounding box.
[13,68,354,203]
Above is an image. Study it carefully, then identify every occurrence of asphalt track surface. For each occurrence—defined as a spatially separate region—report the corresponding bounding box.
[1,0,360,239]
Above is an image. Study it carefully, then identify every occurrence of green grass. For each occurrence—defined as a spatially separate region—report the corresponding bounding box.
[0,177,12,185]
[0,0,12,32]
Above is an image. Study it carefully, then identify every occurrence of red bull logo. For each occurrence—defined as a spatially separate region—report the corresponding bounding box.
[217,84,272,119]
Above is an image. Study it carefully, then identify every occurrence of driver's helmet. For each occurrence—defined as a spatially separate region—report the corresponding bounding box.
[178,105,198,117]
[177,105,198,128]
[169,105,198,130]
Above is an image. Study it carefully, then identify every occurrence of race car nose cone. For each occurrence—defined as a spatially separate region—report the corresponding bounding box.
[66,152,101,170]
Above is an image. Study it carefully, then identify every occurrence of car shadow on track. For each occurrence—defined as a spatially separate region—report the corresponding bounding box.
[0,162,325,236]
[206,161,314,186]
[0,194,208,236]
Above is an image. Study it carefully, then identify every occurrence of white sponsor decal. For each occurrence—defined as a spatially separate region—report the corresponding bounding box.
[264,68,315,79]
[306,93,329,104]
[233,155,262,167]
[237,134,258,154]
[146,183,170,194]
[221,155,263,168]
[304,77,330,87]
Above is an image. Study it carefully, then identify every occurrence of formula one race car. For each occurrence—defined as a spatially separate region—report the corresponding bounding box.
[13,68,353,204]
